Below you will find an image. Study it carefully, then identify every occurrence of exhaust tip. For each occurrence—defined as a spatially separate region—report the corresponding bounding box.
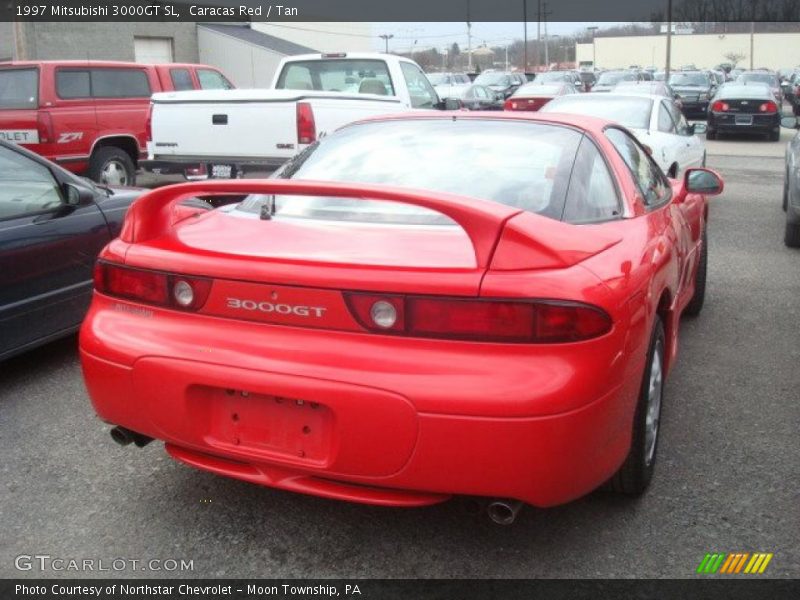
[110,426,133,446]
[487,500,523,526]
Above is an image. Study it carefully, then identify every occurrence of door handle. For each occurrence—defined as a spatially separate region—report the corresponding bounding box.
[212,114,228,125]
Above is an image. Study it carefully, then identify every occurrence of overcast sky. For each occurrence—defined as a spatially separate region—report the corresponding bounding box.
[371,22,622,52]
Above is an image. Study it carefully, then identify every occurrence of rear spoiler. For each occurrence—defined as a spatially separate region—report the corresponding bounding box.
[120,180,621,271]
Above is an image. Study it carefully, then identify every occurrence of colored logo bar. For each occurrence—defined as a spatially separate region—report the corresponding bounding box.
[697,553,773,574]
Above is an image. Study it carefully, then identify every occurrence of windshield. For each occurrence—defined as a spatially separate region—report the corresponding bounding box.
[474,72,511,87]
[0,69,39,109]
[275,59,395,96]
[238,119,583,224]
[596,72,635,86]
[542,95,653,129]
[669,72,709,86]
[738,73,778,86]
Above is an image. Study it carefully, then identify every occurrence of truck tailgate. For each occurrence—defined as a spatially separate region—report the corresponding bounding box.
[149,90,406,162]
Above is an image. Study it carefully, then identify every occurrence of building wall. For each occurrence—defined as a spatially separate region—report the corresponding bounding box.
[198,27,283,88]
[0,22,12,60]
[252,23,372,53]
[576,32,800,71]
[13,23,199,62]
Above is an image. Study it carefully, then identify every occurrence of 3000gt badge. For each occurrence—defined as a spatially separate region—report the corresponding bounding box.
[226,297,327,318]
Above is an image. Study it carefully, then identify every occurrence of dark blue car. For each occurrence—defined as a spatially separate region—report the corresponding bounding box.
[0,139,144,360]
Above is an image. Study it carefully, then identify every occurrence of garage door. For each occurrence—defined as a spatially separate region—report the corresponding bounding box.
[134,37,173,64]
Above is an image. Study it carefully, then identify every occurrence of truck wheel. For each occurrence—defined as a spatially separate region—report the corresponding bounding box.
[605,318,665,496]
[88,147,136,186]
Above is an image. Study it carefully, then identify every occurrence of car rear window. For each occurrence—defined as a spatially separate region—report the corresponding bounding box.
[238,119,583,224]
[542,95,653,130]
[0,69,38,109]
[197,69,233,90]
[276,59,395,96]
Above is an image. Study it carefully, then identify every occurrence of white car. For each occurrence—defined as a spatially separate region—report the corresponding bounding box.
[541,93,706,177]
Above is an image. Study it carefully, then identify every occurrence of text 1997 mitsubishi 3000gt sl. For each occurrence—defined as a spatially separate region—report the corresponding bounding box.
[80,112,723,523]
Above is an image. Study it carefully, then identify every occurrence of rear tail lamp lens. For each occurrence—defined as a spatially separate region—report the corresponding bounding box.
[94,262,211,311]
[296,101,316,145]
[759,101,778,113]
[504,99,517,110]
[712,101,729,112]
[344,293,611,343]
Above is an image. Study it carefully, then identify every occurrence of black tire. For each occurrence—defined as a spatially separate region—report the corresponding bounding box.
[683,227,707,317]
[786,220,800,247]
[88,146,136,186]
[783,168,789,212]
[606,318,665,496]
[770,129,781,142]
[706,128,717,140]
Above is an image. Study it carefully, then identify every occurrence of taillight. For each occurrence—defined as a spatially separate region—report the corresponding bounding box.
[344,293,611,343]
[296,102,316,145]
[93,262,211,311]
[711,101,729,112]
[145,102,153,142]
[759,101,778,113]
[36,111,54,144]
[504,99,516,110]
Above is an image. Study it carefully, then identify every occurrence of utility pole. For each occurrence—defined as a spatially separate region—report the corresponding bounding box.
[536,0,541,68]
[543,1,550,68]
[467,0,473,71]
[750,20,755,70]
[523,0,528,71]
[587,26,598,69]
[665,0,673,80]
[379,34,394,54]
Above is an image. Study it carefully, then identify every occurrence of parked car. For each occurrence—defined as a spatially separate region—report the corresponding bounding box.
[472,71,526,98]
[706,82,781,141]
[426,72,471,86]
[533,70,583,90]
[80,112,723,517]
[613,80,680,102]
[780,70,800,106]
[592,70,642,92]
[0,60,233,187]
[579,70,597,92]
[504,82,578,111]
[0,139,144,361]
[541,93,706,177]
[438,84,503,110]
[143,53,459,179]
[736,71,783,104]
[668,71,717,118]
[781,116,800,246]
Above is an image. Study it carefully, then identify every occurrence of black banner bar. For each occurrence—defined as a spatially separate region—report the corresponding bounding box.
[2,0,800,22]
[3,579,800,600]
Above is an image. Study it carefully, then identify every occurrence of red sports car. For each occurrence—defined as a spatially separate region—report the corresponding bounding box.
[80,113,723,523]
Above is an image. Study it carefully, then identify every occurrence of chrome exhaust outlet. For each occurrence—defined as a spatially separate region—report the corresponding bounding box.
[110,426,153,448]
[487,499,523,525]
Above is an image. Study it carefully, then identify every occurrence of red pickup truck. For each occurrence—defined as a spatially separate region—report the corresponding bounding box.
[0,60,233,186]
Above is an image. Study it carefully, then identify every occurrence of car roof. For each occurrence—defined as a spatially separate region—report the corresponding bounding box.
[0,60,218,69]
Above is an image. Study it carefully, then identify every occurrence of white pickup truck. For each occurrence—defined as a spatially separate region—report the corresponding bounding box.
[142,53,455,178]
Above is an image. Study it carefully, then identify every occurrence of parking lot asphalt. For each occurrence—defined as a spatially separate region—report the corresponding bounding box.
[1,138,798,580]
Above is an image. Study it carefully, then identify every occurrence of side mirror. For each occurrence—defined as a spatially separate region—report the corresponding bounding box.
[781,116,799,129]
[685,168,724,196]
[63,182,92,206]
[442,97,462,111]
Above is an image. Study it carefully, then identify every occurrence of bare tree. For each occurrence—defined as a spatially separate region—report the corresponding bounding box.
[723,51,747,67]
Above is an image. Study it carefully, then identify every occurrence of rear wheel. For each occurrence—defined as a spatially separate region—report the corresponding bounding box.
[770,128,781,142]
[783,168,790,212]
[88,146,136,187]
[606,318,665,495]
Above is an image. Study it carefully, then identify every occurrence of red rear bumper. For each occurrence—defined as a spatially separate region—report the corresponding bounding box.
[80,295,640,508]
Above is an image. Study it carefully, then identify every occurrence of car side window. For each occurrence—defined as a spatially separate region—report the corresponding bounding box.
[0,146,64,220]
[657,103,676,133]
[91,69,151,98]
[56,69,91,99]
[170,68,194,91]
[563,137,622,224]
[473,86,488,100]
[667,101,691,135]
[605,127,671,208]
[198,69,233,90]
[400,62,439,108]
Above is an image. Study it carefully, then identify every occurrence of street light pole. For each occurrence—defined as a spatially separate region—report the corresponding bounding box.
[665,0,673,80]
[379,34,394,54]
[587,26,598,69]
